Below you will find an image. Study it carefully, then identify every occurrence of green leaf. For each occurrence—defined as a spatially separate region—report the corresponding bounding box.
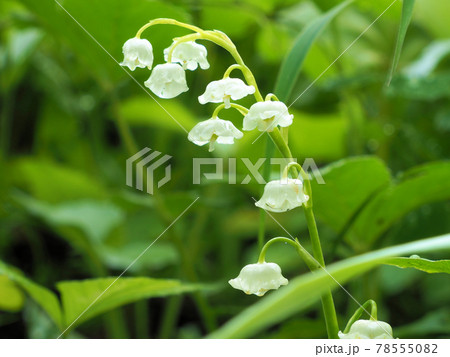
[387,73,450,100]
[384,256,450,274]
[346,161,450,248]
[209,233,450,338]
[98,242,178,272]
[311,156,391,232]
[12,159,107,203]
[274,0,352,100]
[16,195,124,244]
[386,0,415,85]
[58,277,210,328]
[0,260,62,328]
[0,275,25,312]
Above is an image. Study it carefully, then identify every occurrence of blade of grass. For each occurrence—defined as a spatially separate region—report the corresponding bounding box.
[386,0,416,85]
[274,0,353,101]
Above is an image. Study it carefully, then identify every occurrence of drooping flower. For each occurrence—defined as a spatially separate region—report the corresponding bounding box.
[338,320,394,339]
[144,63,188,99]
[229,262,288,296]
[188,117,243,152]
[255,178,309,213]
[243,100,293,132]
[198,78,255,108]
[164,41,209,71]
[120,38,154,71]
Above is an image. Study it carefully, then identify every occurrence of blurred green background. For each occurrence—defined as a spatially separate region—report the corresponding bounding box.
[0,0,449,338]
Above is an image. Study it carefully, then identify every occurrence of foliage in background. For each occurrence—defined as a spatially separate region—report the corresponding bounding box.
[0,0,449,338]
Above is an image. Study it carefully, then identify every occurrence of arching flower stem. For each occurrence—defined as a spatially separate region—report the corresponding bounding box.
[223,64,245,78]
[258,237,320,271]
[136,18,204,38]
[265,93,280,101]
[136,18,264,102]
[343,300,378,334]
[212,103,249,118]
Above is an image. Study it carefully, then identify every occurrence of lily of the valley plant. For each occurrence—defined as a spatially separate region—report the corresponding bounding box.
[120,18,395,339]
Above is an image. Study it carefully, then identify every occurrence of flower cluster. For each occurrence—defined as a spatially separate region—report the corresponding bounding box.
[120,23,310,301]
[120,34,294,152]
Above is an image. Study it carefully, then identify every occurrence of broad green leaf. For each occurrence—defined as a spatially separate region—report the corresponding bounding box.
[384,256,450,274]
[118,96,197,133]
[387,73,450,100]
[0,275,25,312]
[15,195,124,244]
[209,233,450,338]
[274,0,352,100]
[0,260,62,328]
[386,0,415,85]
[99,242,178,272]
[58,277,209,328]
[12,159,107,203]
[311,156,391,233]
[346,161,450,248]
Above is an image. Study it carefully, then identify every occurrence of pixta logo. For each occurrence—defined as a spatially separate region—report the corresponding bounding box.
[126,147,172,195]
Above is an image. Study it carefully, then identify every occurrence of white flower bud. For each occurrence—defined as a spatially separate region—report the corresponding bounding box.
[144,63,188,99]
[164,41,210,71]
[338,320,394,339]
[188,117,243,152]
[120,38,154,71]
[229,262,288,296]
[198,78,255,108]
[243,100,293,132]
[255,178,309,213]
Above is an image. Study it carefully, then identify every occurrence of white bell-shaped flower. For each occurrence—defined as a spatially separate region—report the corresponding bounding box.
[338,320,394,339]
[188,117,243,152]
[243,100,293,132]
[198,78,255,108]
[229,262,288,297]
[144,63,188,99]
[255,178,309,213]
[164,41,209,71]
[120,38,154,71]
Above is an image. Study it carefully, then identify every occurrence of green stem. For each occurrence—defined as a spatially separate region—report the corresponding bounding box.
[223,64,245,78]
[343,300,378,333]
[258,237,320,271]
[212,103,248,118]
[267,128,339,339]
[257,137,274,250]
[134,300,149,338]
[159,295,183,338]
